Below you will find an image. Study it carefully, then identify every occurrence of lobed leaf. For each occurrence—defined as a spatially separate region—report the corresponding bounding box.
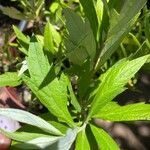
[87,55,149,120]
[26,36,74,126]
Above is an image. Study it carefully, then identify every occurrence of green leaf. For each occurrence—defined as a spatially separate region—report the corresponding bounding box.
[50,2,59,13]
[10,119,70,149]
[94,102,150,121]
[13,25,29,45]
[79,0,98,40]
[95,0,104,20]
[23,75,75,127]
[13,25,29,55]
[11,136,60,150]
[10,127,77,149]
[144,10,150,44]
[50,24,61,48]
[44,21,55,53]
[77,59,92,98]
[0,128,57,143]
[18,45,29,55]
[40,113,69,134]
[27,35,51,86]
[35,0,44,17]
[132,40,150,60]
[87,55,149,120]
[18,115,68,135]
[26,34,75,127]
[63,8,96,65]
[9,117,69,149]
[0,108,62,135]
[86,125,98,150]
[90,124,119,150]
[96,0,147,69]
[47,128,78,150]
[0,72,22,87]
[67,78,81,112]
[75,129,90,150]
[0,6,28,20]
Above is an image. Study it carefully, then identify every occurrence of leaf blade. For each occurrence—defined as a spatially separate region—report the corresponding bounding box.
[0,72,21,87]
[96,0,147,68]
[94,102,150,121]
[11,136,60,150]
[13,25,29,44]
[0,6,27,20]
[27,35,50,85]
[63,8,96,65]
[0,128,57,142]
[44,21,55,53]
[75,129,90,150]
[68,79,81,112]
[23,75,75,127]
[48,128,78,150]
[79,0,98,39]
[0,108,62,135]
[90,124,119,150]
[26,36,74,126]
[88,55,149,120]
